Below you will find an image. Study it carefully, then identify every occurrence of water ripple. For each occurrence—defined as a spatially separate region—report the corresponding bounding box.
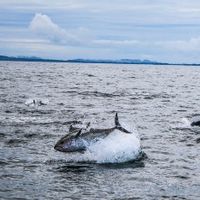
[1,62,200,200]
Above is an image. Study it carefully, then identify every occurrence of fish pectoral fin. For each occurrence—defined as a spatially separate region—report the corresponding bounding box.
[75,129,82,138]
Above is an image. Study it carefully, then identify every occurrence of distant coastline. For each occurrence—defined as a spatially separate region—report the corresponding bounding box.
[0,55,199,66]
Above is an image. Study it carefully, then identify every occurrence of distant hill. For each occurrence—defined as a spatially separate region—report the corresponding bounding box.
[0,55,161,64]
[0,55,199,66]
[67,58,167,65]
[0,55,65,62]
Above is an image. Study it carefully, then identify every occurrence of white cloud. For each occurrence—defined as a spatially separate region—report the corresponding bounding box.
[2,0,200,63]
[29,13,91,45]
[29,13,142,48]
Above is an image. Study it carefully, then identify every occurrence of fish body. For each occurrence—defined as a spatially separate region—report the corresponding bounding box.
[54,113,131,153]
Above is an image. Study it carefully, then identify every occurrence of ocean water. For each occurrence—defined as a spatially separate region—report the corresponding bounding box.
[0,61,200,200]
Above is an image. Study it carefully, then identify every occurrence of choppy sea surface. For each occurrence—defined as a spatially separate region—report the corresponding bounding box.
[0,61,200,200]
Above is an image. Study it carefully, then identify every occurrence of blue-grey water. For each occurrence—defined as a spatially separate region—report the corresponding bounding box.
[0,61,200,200]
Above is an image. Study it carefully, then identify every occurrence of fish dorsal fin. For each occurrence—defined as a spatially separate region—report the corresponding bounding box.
[117,126,131,134]
[115,113,131,134]
[115,113,120,127]
[75,129,82,138]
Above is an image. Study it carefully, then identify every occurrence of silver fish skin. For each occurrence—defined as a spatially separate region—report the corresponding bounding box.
[54,113,131,153]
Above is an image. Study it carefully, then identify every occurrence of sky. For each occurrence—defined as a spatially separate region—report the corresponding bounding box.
[0,0,200,63]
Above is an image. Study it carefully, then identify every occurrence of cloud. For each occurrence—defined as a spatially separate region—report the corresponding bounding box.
[29,13,91,45]
[29,13,142,48]
[158,37,200,51]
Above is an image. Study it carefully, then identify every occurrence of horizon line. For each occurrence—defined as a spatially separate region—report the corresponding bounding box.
[0,54,200,66]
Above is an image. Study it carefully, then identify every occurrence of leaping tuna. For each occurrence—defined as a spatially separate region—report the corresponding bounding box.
[54,113,132,153]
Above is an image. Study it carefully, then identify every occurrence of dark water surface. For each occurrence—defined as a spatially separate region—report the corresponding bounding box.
[0,61,200,199]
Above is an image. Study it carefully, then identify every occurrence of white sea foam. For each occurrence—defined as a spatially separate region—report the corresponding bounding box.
[171,118,191,129]
[85,129,141,163]
[25,98,49,106]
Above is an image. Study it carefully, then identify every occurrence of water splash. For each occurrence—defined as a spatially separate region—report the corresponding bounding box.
[181,118,191,128]
[25,98,49,106]
[85,129,141,163]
